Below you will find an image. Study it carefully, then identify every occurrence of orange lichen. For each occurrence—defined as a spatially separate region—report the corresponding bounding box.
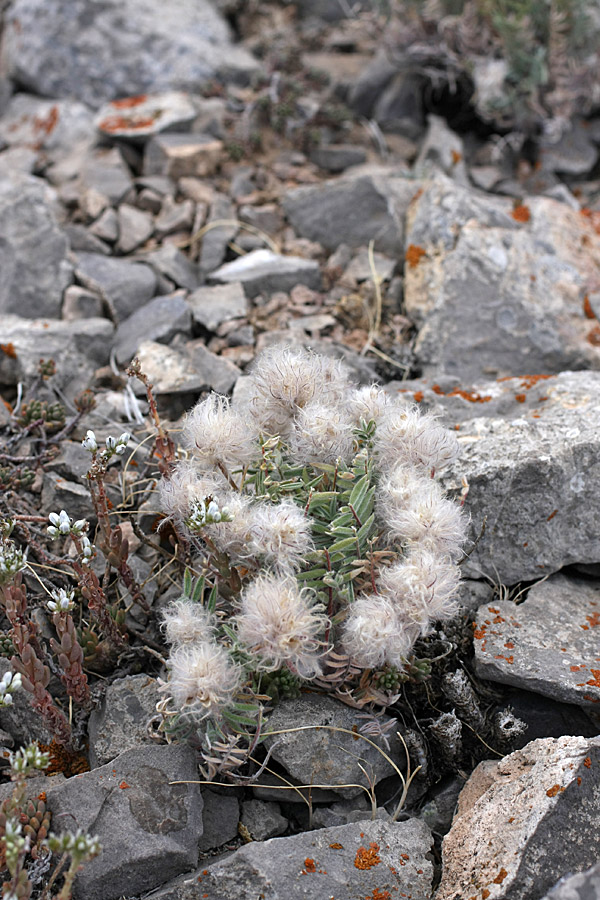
[546,510,558,521]
[329,843,343,850]
[546,784,563,797]
[304,858,317,873]
[368,890,392,900]
[451,150,462,165]
[482,891,490,899]
[586,612,600,627]
[515,393,526,403]
[99,115,156,132]
[584,757,592,768]
[587,326,600,346]
[354,842,381,870]
[34,105,59,137]
[586,670,600,688]
[111,94,148,108]
[504,641,514,649]
[413,391,424,402]
[493,869,508,884]
[119,781,130,789]
[583,295,597,319]
[37,739,90,777]
[405,244,427,268]
[473,625,487,640]
[0,343,17,358]
[512,204,530,223]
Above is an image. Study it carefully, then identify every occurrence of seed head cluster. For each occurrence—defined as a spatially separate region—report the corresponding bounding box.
[159,345,466,725]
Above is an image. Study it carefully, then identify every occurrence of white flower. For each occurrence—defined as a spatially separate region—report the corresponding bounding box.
[377,548,460,632]
[80,535,94,564]
[182,395,258,471]
[235,574,328,677]
[48,588,75,613]
[168,641,241,717]
[378,472,466,559]
[246,500,313,571]
[161,600,215,647]
[340,594,414,669]
[245,345,349,435]
[81,430,97,452]
[375,406,460,473]
[0,670,21,708]
[47,509,72,539]
[289,401,355,465]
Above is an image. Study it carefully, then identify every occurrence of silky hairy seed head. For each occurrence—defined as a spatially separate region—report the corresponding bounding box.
[246,345,350,435]
[346,384,396,425]
[159,461,225,522]
[247,500,313,571]
[340,594,414,669]
[161,600,215,647]
[182,394,258,471]
[235,573,329,677]
[203,492,254,560]
[378,477,466,559]
[377,548,461,632]
[375,406,460,473]
[289,401,355,465]
[168,641,242,717]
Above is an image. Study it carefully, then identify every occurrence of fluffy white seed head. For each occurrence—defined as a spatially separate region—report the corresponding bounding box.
[375,407,460,473]
[346,384,396,425]
[377,548,461,632]
[289,401,355,465]
[168,641,241,717]
[235,574,328,677]
[203,492,255,560]
[161,600,215,647]
[182,394,258,471]
[159,462,225,523]
[245,345,350,435]
[246,500,313,571]
[340,594,414,669]
[378,474,466,559]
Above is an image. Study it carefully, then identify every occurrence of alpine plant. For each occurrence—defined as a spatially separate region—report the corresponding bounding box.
[158,346,466,768]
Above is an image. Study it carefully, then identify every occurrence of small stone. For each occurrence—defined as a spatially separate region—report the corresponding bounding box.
[309,143,367,173]
[114,291,192,364]
[116,203,154,252]
[540,119,598,176]
[95,91,198,142]
[239,203,282,235]
[41,472,91,524]
[415,114,468,183]
[144,133,223,179]
[77,146,133,205]
[62,285,104,320]
[74,252,157,321]
[187,282,248,332]
[198,191,237,274]
[240,800,288,841]
[137,187,163,213]
[186,340,241,394]
[141,243,198,291]
[342,248,396,284]
[198,789,239,851]
[211,248,321,298]
[89,207,119,243]
[154,196,195,238]
[542,863,600,899]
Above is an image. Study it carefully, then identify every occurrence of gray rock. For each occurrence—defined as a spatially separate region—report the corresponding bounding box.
[88,674,162,767]
[63,224,112,256]
[144,133,223,179]
[405,177,600,380]
[3,0,258,110]
[75,252,157,321]
[440,370,600,584]
[0,658,54,745]
[62,285,105,320]
[348,50,399,118]
[238,203,282,235]
[45,439,92,482]
[144,817,433,900]
[134,339,239,398]
[263,694,401,799]
[117,204,154,253]
[414,114,468,183]
[0,315,114,398]
[77,147,133,206]
[211,249,321,298]
[342,248,396,285]
[186,341,241,394]
[0,175,72,318]
[283,172,418,254]
[437,736,600,900]
[240,799,288,841]
[187,282,248,332]
[46,743,203,900]
[199,191,237,274]
[89,208,120,244]
[154,197,195,239]
[473,574,600,709]
[309,144,368,173]
[540,119,598,176]
[198,788,239,851]
[114,292,192,364]
[41,472,91,524]
[141,243,198,291]
[542,863,600,899]
[373,71,426,138]
[0,94,95,157]
[95,92,199,143]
